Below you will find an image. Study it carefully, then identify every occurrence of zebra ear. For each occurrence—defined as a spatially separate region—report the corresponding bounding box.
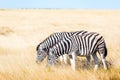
[36,44,40,51]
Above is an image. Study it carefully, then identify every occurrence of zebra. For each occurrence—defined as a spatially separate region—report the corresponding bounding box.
[36,30,91,64]
[47,32,108,71]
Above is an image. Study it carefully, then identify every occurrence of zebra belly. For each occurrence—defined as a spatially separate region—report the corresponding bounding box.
[76,50,90,56]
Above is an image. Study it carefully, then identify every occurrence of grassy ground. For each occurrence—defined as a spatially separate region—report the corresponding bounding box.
[0,9,120,80]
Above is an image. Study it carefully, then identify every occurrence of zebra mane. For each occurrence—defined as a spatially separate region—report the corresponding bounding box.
[36,33,58,51]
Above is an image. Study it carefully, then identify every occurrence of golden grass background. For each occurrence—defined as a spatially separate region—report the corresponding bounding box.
[0,9,120,80]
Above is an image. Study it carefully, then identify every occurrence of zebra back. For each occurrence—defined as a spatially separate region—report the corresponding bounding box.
[36,30,88,51]
[49,32,106,57]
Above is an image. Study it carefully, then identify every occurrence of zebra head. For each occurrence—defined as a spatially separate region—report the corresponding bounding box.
[47,48,58,66]
[36,43,48,63]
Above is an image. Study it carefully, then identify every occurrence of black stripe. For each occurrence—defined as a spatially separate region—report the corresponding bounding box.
[66,38,71,52]
[78,36,82,54]
[81,35,85,55]
[90,34,99,52]
[60,41,64,55]
[91,36,103,54]
[82,31,87,35]
[63,41,67,54]
[87,34,93,54]
[84,34,88,55]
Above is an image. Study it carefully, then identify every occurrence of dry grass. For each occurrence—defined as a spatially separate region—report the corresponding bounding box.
[0,9,120,80]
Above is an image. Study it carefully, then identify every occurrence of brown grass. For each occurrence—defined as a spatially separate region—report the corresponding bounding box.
[0,9,120,80]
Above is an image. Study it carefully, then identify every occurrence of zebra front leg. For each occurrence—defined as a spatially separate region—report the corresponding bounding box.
[69,52,76,71]
[59,55,63,63]
[63,54,68,64]
[86,56,91,63]
[59,54,68,64]
[86,55,91,68]
[100,50,108,70]
[92,53,99,71]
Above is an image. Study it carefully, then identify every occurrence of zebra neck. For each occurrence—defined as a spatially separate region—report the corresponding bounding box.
[41,40,50,50]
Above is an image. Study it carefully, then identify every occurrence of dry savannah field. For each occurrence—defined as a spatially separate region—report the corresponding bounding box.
[0,9,120,80]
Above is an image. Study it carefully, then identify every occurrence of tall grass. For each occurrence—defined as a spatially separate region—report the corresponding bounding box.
[0,47,120,80]
[0,9,120,80]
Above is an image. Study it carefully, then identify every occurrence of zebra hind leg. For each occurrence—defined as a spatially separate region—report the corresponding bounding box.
[86,55,91,63]
[59,54,68,64]
[63,54,68,64]
[92,53,99,71]
[69,52,76,71]
[98,48,108,70]
[59,55,63,63]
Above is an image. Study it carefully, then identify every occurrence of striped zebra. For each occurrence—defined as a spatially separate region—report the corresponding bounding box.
[47,32,108,71]
[36,30,90,64]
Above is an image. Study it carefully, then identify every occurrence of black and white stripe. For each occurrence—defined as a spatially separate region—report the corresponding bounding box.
[36,30,88,64]
[36,30,87,51]
[48,32,107,70]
